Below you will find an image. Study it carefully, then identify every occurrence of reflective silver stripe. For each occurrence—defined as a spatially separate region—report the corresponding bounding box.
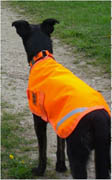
[56,107,88,130]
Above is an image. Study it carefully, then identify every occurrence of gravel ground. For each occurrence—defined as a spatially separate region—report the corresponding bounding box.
[1,4,111,179]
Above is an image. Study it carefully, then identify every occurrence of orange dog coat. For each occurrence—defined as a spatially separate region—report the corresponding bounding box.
[27,55,110,138]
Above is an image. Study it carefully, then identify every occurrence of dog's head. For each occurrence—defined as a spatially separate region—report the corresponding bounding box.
[12,19,59,63]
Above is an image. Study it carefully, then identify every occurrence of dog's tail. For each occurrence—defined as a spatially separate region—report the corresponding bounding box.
[93,110,111,179]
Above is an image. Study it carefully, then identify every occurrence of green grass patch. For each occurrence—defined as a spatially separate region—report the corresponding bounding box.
[1,101,14,109]
[7,1,111,72]
[1,151,33,179]
[1,101,35,179]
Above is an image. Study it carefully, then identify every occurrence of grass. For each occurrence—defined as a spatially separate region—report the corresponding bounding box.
[6,1,111,73]
[1,151,33,179]
[1,100,39,179]
[1,102,33,179]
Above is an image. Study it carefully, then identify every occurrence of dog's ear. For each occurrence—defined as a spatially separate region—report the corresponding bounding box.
[41,18,59,36]
[12,20,31,38]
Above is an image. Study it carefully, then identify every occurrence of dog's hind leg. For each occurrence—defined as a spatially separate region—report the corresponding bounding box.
[32,114,47,176]
[56,136,67,172]
[93,110,111,179]
[66,114,94,179]
[66,131,90,179]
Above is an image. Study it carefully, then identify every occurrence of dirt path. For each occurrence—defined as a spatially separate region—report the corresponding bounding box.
[1,4,111,179]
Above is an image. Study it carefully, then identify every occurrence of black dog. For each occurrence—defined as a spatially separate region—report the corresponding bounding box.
[12,19,111,179]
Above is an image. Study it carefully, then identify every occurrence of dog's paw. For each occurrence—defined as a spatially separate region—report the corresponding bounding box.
[56,162,67,172]
[32,167,45,176]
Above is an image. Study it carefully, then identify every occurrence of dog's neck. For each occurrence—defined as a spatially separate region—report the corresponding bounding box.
[29,50,54,67]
